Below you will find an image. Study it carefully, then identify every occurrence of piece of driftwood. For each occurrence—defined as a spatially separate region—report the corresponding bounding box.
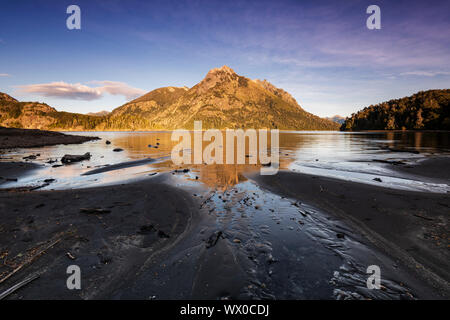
[0,273,40,300]
[0,238,61,285]
[61,152,91,164]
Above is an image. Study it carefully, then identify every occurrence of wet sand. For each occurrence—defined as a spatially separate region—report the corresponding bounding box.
[395,157,450,181]
[0,127,99,149]
[249,159,450,299]
[0,173,199,299]
[0,157,449,299]
[0,162,42,185]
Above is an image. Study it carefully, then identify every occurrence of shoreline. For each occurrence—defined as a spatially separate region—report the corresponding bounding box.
[248,163,450,298]
[0,173,200,299]
[0,148,449,299]
[0,127,99,149]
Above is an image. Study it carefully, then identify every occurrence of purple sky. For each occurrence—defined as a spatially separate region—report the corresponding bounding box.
[0,0,449,117]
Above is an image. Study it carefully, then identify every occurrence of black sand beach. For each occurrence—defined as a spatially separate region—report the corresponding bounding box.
[250,157,450,299]
[0,157,448,299]
[0,173,198,299]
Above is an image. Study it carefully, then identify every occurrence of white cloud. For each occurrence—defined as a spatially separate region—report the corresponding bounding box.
[17,81,145,101]
[0,73,10,77]
[89,81,146,100]
[399,71,450,77]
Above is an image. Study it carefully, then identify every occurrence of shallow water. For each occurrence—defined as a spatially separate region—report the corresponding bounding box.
[1,130,448,299]
[1,131,449,192]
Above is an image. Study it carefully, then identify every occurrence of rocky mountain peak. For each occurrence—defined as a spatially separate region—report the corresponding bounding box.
[0,92,18,102]
[207,65,236,75]
[195,66,241,93]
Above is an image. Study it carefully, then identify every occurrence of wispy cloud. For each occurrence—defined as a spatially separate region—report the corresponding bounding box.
[17,81,145,101]
[400,71,450,77]
[89,81,146,100]
[0,73,10,77]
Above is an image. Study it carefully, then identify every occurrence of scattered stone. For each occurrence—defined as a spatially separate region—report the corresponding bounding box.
[61,152,91,164]
[23,155,37,160]
[113,148,123,152]
[98,253,112,264]
[373,177,382,182]
[205,230,223,248]
[44,179,55,183]
[52,164,63,168]
[105,140,111,145]
[233,239,241,244]
[157,230,170,238]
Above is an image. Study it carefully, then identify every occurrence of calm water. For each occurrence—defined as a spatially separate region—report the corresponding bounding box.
[1,131,450,192]
[1,130,449,299]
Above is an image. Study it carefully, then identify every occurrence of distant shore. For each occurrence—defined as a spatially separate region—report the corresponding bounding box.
[0,127,99,149]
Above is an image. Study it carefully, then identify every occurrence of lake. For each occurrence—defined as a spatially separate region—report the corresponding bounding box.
[1,130,449,192]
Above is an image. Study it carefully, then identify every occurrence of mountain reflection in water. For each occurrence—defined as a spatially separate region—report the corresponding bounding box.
[0,131,449,192]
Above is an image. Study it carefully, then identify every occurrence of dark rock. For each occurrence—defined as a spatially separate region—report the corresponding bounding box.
[157,230,170,238]
[105,140,111,145]
[373,177,382,182]
[205,231,223,248]
[61,152,91,164]
[113,148,123,152]
[173,168,190,173]
[98,253,112,264]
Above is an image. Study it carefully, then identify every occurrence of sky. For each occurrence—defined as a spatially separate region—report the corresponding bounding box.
[0,0,449,117]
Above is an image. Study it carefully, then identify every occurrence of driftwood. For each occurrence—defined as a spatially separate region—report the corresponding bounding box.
[0,273,40,300]
[61,152,91,164]
[0,238,61,285]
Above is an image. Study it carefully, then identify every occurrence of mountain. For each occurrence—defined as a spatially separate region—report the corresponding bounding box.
[341,89,450,131]
[325,115,346,124]
[0,93,103,130]
[104,66,338,130]
[0,66,339,131]
[87,110,110,117]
